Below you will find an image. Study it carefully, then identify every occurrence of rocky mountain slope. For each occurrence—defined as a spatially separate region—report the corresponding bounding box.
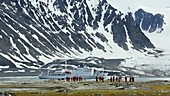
[0,0,166,75]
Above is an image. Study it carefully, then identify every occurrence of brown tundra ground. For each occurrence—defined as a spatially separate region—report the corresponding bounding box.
[0,79,170,96]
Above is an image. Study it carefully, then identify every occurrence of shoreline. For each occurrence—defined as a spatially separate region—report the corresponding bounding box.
[0,79,170,96]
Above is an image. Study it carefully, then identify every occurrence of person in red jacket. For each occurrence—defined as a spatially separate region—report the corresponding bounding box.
[110,76,113,82]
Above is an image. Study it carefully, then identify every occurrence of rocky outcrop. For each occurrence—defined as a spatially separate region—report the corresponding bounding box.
[135,8,164,33]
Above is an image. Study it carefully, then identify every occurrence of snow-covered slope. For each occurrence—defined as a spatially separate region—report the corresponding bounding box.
[109,0,170,75]
[0,0,169,76]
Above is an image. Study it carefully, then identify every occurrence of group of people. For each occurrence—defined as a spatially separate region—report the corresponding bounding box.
[96,76,105,82]
[66,76,83,81]
[65,75,135,82]
[110,76,135,82]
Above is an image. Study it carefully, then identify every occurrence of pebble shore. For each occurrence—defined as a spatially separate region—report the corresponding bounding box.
[0,79,170,96]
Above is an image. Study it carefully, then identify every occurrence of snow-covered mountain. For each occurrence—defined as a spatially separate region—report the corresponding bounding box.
[110,0,170,76]
[0,0,169,76]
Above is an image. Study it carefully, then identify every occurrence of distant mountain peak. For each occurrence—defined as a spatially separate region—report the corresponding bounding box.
[135,8,164,33]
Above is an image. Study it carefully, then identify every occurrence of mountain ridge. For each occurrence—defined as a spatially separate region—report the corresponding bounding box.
[0,0,165,69]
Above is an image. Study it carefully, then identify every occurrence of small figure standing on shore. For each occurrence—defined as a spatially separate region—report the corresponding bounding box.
[78,76,83,81]
[131,76,135,82]
[125,76,127,82]
[96,76,98,82]
[110,76,113,82]
[129,77,132,82]
[113,76,115,82]
[129,76,135,82]
[66,77,71,81]
[118,76,122,82]
[116,76,118,82]
[101,77,104,82]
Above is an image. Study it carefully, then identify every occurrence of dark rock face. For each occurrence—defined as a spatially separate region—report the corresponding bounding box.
[135,9,164,33]
[0,0,164,68]
[125,13,155,50]
[0,55,16,67]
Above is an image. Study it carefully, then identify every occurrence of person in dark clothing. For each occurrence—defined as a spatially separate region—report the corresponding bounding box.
[113,76,115,82]
[129,77,132,82]
[125,76,127,82]
[96,76,98,82]
[132,76,135,82]
[118,76,122,82]
[116,76,118,82]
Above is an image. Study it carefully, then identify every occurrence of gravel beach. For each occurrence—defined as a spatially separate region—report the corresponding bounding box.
[0,78,170,96]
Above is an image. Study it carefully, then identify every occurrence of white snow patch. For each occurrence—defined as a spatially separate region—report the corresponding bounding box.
[0,65,9,69]
[18,69,25,72]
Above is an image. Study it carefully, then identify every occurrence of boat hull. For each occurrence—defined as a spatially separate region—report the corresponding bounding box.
[39,75,97,80]
[39,75,67,79]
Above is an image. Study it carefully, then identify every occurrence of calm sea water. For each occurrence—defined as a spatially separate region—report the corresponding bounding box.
[135,77,170,82]
[0,76,44,83]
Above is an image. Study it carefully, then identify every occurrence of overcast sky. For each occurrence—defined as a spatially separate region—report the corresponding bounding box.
[110,0,170,13]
